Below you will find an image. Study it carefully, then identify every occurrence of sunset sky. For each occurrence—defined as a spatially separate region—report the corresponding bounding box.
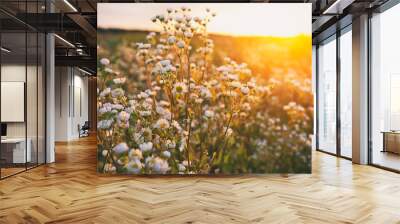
[98,3,311,37]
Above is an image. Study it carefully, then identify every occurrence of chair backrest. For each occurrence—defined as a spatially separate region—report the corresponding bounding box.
[82,121,90,129]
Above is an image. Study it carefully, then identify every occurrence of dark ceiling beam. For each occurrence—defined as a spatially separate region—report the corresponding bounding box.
[55,47,96,57]
[66,13,97,47]
[7,12,96,49]
[313,14,352,44]
[14,13,83,32]
[55,55,96,71]
[0,8,37,31]
[312,15,335,33]
[86,0,97,11]
[312,0,358,37]
[323,0,356,14]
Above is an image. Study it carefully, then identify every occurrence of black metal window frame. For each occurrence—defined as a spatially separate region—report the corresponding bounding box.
[315,23,353,161]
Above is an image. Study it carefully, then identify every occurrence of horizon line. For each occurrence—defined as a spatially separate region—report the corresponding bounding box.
[97,27,311,38]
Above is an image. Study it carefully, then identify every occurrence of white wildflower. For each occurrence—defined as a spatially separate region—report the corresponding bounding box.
[118,111,130,122]
[129,149,143,159]
[240,86,250,95]
[172,82,188,95]
[139,142,153,152]
[195,98,204,104]
[159,100,170,107]
[178,163,186,172]
[104,163,116,173]
[154,118,170,129]
[112,104,124,110]
[150,157,170,174]
[160,59,170,67]
[162,151,171,158]
[175,15,183,23]
[184,31,193,38]
[97,119,113,129]
[200,86,211,98]
[111,88,124,98]
[100,58,110,65]
[113,77,126,84]
[99,88,111,97]
[139,110,151,117]
[126,158,143,174]
[166,140,176,149]
[177,40,185,49]
[168,36,176,44]
[204,110,214,118]
[105,67,113,73]
[137,91,149,99]
[113,142,129,154]
[172,120,182,132]
[223,127,233,137]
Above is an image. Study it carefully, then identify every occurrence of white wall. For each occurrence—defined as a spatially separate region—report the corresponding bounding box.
[55,67,69,141]
[71,73,89,138]
[54,67,89,141]
[1,65,26,139]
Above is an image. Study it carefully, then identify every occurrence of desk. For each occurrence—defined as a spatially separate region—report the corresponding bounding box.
[382,131,400,154]
[1,138,31,163]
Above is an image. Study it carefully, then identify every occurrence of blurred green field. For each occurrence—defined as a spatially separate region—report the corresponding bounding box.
[98,28,311,82]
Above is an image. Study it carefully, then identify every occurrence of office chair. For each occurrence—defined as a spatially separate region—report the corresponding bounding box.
[79,121,90,138]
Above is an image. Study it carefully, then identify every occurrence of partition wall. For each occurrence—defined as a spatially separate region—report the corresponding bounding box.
[0,1,46,179]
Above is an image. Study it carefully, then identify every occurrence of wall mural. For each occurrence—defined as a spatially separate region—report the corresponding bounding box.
[97,3,312,174]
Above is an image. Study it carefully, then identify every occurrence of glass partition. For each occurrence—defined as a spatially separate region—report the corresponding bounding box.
[38,32,45,165]
[27,30,38,169]
[1,30,28,177]
[0,1,46,179]
[339,27,352,158]
[371,3,400,171]
[317,36,337,154]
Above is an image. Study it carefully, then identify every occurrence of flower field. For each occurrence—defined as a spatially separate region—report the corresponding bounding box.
[97,6,313,174]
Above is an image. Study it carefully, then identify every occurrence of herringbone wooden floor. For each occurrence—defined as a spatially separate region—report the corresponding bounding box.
[0,136,399,224]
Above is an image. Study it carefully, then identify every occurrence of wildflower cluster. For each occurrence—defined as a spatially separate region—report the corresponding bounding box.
[97,7,312,174]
